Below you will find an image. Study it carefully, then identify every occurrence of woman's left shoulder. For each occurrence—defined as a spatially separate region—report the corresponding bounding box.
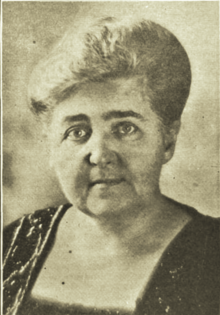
[177,203,220,252]
[195,211,220,235]
[180,202,220,232]
[183,210,220,261]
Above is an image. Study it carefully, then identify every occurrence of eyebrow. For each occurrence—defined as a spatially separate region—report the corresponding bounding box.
[62,110,145,125]
[102,110,144,121]
[63,114,90,124]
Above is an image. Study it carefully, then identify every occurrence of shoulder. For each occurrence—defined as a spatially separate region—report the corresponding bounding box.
[3,207,55,255]
[179,210,220,274]
[193,212,220,237]
[172,204,220,263]
[184,207,220,244]
[178,202,220,234]
[3,204,70,315]
[197,213,220,252]
[3,204,71,259]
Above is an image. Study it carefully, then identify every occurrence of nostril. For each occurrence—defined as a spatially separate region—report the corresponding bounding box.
[89,151,115,167]
[84,138,117,167]
[85,153,95,165]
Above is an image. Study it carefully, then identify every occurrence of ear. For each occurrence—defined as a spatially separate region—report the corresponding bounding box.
[162,120,181,164]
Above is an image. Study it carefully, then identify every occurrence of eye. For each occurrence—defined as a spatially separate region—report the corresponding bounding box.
[118,124,136,135]
[64,125,92,142]
[112,121,142,141]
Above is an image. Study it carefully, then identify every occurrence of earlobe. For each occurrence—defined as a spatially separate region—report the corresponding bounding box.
[162,120,181,164]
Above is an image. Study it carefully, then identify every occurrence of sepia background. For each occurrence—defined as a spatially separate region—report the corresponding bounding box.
[3,1,219,226]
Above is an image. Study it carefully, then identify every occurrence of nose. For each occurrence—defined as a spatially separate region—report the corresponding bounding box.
[86,134,118,167]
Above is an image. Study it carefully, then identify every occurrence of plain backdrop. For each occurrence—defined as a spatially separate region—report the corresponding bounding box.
[3,1,219,226]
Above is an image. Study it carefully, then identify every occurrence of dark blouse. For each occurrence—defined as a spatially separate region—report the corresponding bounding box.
[3,204,220,315]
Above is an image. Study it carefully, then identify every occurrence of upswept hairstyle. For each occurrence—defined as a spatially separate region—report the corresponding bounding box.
[28,17,191,125]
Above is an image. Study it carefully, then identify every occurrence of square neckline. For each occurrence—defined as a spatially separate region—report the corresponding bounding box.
[26,204,203,314]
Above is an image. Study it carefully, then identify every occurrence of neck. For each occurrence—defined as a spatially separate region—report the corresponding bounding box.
[97,193,164,236]
[65,192,177,257]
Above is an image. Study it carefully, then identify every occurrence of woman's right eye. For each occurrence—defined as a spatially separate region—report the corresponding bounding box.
[64,126,91,142]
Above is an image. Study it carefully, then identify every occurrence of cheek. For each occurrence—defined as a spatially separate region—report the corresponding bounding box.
[123,138,164,181]
[50,145,78,183]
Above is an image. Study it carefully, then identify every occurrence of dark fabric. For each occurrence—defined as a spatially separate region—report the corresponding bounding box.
[3,204,72,315]
[3,204,220,315]
[134,215,220,315]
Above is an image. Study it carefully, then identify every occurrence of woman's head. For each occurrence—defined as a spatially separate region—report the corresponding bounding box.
[28,17,191,126]
[28,17,191,217]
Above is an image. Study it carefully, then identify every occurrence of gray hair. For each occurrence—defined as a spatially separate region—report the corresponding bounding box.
[28,17,191,125]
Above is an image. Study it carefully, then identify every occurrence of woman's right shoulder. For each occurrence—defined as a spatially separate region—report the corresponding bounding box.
[3,204,71,259]
[3,207,55,256]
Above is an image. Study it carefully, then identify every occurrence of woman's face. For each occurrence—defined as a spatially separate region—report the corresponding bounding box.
[47,78,173,217]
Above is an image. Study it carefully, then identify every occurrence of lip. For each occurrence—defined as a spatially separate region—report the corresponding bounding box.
[90,178,125,187]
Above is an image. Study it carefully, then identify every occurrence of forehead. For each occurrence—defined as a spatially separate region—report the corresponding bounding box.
[52,78,157,124]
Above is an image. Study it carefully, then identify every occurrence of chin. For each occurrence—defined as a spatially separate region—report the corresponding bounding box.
[86,193,138,217]
[87,200,115,216]
[68,182,143,217]
[68,192,116,217]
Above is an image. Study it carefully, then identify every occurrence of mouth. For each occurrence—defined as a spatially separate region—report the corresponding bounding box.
[89,178,125,187]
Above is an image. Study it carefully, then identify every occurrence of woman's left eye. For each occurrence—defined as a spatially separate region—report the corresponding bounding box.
[112,122,141,140]
[118,124,136,134]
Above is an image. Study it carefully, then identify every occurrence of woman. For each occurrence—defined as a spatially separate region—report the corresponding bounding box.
[3,16,219,315]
